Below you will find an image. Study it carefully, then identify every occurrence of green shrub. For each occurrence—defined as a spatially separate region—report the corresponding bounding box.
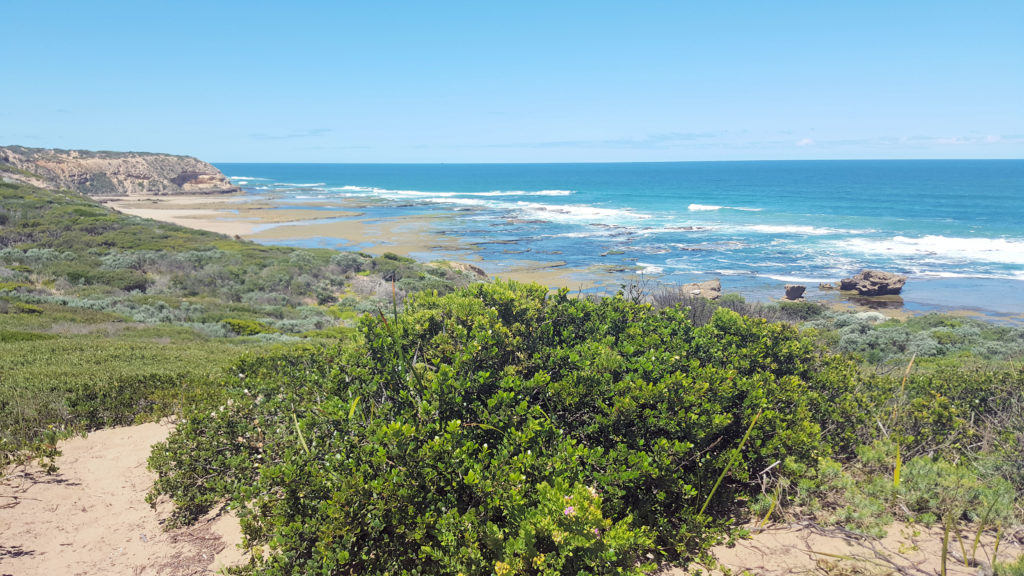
[149,281,864,573]
[0,331,259,470]
[62,263,150,292]
[222,318,278,336]
[13,302,43,314]
[68,372,215,429]
[330,251,371,274]
[0,281,29,291]
[997,554,1024,576]
[0,329,57,342]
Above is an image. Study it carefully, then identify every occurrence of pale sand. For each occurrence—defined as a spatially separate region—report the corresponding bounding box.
[102,194,625,289]
[672,521,1023,576]
[104,194,1024,315]
[103,195,362,238]
[2,423,1019,575]
[247,213,468,256]
[0,423,246,576]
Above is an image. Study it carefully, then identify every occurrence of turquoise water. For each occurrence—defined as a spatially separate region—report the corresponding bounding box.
[216,161,1024,317]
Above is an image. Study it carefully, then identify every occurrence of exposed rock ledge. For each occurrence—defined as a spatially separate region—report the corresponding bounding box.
[681,278,721,300]
[0,145,240,196]
[840,269,907,297]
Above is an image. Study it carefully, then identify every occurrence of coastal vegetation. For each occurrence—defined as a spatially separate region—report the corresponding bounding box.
[0,180,477,468]
[2,180,1022,572]
[146,281,1024,574]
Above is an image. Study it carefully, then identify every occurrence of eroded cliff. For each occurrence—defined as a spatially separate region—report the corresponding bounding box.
[0,145,240,196]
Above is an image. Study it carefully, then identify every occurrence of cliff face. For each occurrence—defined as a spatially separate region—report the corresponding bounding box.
[0,146,240,196]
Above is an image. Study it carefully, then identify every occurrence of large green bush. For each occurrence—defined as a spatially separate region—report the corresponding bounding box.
[149,280,863,574]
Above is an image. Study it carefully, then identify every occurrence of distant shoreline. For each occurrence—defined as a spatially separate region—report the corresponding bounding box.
[104,193,1024,325]
[102,193,615,291]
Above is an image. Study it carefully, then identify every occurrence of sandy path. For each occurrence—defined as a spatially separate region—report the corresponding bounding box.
[673,520,1024,576]
[0,423,245,576]
[2,422,1019,575]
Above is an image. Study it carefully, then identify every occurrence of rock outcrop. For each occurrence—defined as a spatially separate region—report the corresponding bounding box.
[0,145,239,196]
[681,279,721,300]
[784,284,806,300]
[443,261,489,279]
[839,269,907,296]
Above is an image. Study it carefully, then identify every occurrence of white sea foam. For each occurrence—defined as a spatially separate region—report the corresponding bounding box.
[912,270,1024,280]
[663,258,697,268]
[637,226,712,236]
[548,230,620,239]
[469,189,574,197]
[227,176,270,181]
[637,263,665,274]
[688,203,762,212]
[276,182,326,187]
[762,274,834,284]
[843,235,1024,266]
[325,186,573,200]
[668,241,746,251]
[513,201,651,222]
[424,197,488,207]
[531,189,574,196]
[746,224,844,236]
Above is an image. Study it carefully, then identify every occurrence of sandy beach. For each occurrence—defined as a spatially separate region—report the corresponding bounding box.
[103,194,623,290]
[100,195,362,237]
[101,192,1024,325]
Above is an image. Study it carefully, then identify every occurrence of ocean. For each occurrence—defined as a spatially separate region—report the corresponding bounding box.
[215,160,1024,319]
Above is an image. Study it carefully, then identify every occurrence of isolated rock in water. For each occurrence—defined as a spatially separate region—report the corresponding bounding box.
[0,145,240,196]
[839,269,907,296]
[784,284,806,300]
[682,279,721,300]
[818,282,835,290]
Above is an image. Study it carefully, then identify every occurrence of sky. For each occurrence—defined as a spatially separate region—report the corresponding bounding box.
[2,1,1022,163]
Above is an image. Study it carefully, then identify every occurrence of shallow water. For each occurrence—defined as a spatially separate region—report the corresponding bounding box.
[217,160,1024,317]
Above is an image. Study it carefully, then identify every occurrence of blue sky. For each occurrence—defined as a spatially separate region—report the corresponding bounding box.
[2,1,1022,162]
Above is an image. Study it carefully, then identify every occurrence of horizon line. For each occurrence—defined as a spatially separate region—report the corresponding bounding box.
[211,157,1024,165]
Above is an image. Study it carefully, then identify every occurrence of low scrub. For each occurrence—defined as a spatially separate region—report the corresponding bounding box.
[0,180,483,474]
[149,280,864,573]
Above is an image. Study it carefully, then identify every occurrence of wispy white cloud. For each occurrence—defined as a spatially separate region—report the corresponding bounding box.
[905,134,1024,146]
[788,134,1024,148]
